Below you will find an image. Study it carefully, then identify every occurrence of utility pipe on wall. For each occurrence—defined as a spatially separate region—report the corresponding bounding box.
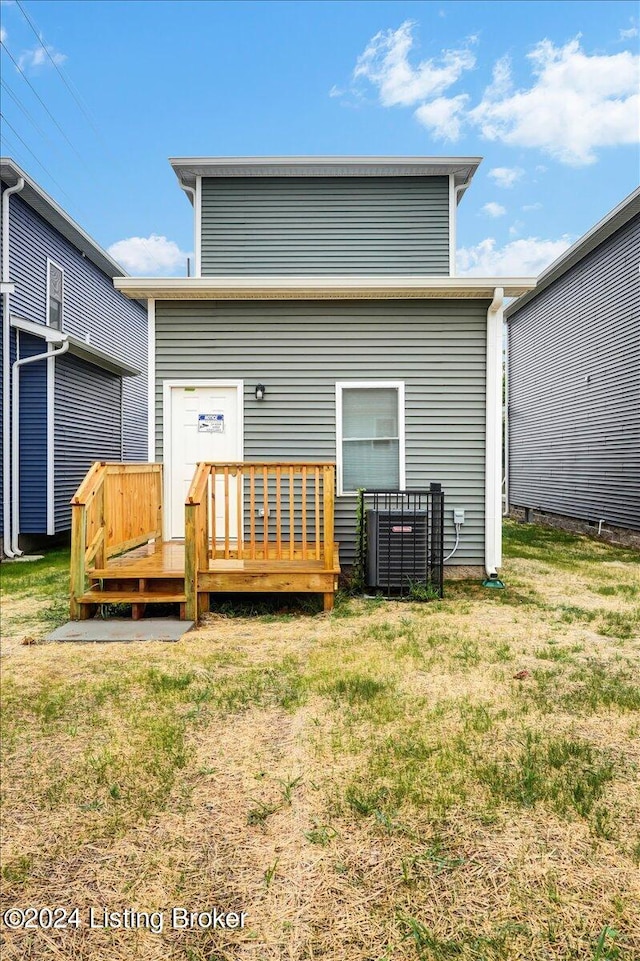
[2,177,25,557]
[10,335,68,554]
[485,287,504,578]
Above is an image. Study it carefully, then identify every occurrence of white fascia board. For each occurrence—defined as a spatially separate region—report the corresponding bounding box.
[170,156,482,190]
[10,316,140,376]
[1,158,128,279]
[113,275,536,301]
[10,315,67,343]
[505,185,640,319]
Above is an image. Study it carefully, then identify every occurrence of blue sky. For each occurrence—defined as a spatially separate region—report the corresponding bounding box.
[1,0,638,277]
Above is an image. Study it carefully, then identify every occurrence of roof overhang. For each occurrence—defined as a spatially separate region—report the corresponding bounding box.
[170,156,482,204]
[114,275,536,301]
[1,158,128,280]
[10,315,141,377]
[505,186,640,320]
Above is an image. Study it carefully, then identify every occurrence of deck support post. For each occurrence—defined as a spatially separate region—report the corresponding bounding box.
[323,465,335,572]
[185,502,198,622]
[70,505,87,620]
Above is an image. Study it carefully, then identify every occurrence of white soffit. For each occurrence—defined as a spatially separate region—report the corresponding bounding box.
[114,275,536,301]
[171,155,482,202]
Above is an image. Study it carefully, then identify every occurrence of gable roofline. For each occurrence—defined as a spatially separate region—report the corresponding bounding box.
[505,186,640,320]
[0,158,129,280]
[170,155,482,203]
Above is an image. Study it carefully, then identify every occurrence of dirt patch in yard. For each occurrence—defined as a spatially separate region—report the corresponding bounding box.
[1,524,639,959]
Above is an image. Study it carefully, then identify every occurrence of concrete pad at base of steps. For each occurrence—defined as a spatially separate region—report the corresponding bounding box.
[45,618,195,644]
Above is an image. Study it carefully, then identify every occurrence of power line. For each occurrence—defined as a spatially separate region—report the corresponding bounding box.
[0,113,78,208]
[0,38,84,161]
[1,78,64,157]
[15,0,120,164]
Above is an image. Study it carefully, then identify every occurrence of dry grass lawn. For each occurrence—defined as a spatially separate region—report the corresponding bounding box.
[1,522,639,960]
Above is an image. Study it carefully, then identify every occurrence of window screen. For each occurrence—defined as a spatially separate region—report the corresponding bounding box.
[48,262,63,330]
[341,386,400,491]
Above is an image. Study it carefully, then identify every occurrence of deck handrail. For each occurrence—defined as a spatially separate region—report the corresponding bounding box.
[184,460,336,619]
[70,462,163,618]
[185,461,337,506]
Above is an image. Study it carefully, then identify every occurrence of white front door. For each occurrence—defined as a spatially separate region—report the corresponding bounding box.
[167,383,242,539]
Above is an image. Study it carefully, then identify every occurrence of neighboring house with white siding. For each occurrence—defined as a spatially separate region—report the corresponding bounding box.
[1,159,147,556]
[505,187,640,546]
[114,156,535,577]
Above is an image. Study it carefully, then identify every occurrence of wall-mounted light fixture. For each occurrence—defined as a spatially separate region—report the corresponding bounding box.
[255,384,266,401]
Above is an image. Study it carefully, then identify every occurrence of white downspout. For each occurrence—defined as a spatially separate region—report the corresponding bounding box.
[450,180,470,277]
[178,178,198,277]
[11,335,69,554]
[503,317,510,516]
[485,287,504,578]
[2,177,25,557]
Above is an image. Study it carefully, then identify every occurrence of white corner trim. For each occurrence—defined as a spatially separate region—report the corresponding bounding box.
[147,299,155,461]
[485,288,504,577]
[448,173,456,276]
[161,378,244,539]
[46,256,64,329]
[335,380,406,497]
[194,175,202,277]
[46,348,55,534]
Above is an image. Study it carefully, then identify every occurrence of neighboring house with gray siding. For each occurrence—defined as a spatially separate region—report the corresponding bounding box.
[115,156,535,575]
[505,187,640,545]
[1,159,147,555]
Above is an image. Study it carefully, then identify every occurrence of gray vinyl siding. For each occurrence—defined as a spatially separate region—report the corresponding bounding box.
[54,353,121,532]
[201,176,450,275]
[508,213,640,531]
[154,299,488,565]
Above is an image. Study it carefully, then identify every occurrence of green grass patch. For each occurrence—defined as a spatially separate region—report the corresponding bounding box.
[476,731,615,822]
[526,661,640,714]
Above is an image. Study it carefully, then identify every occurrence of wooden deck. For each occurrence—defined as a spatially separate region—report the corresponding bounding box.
[70,461,340,623]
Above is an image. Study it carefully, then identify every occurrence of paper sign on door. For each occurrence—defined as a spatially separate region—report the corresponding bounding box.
[198,413,225,433]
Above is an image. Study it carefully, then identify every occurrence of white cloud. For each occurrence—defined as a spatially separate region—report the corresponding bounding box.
[415,94,469,139]
[488,166,524,188]
[18,42,67,70]
[482,202,506,218]
[458,235,573,277]
[108,234,191,276]
[0,27,6,43]
[353,20,475,107]
[470,38,640,165]
[620,25,638,40]
[522,202,542,211]
[340,28,639,166]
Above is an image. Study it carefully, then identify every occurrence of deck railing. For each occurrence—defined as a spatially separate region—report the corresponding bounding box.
[184,461,335,619]
[69,462,163,617]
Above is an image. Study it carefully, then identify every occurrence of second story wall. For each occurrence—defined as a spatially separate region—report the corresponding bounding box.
[201,176,450,275]
[8,192,147,376]
[508,213,640,532]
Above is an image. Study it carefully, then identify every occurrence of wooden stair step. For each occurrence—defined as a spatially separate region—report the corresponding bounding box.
[78,590,187,604]
[89,568,185,579]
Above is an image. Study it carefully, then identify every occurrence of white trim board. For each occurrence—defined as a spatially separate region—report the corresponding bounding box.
[161,379,244,540]
[335,380,406,497]
[448,173,456,277]
[147,299,155,461]
[194,175,202,277]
